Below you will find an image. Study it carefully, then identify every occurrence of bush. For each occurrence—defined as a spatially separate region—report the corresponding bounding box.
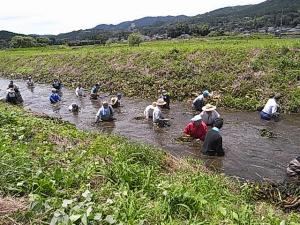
[128,33,143,47]
[9,36,37,48]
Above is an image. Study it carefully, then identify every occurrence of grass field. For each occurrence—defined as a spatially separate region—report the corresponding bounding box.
[0,102,300,224]
[0,37,300,112]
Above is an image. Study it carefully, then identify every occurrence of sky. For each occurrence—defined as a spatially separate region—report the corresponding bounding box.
[0,0,265,35]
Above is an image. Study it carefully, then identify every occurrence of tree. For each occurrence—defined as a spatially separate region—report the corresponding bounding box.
[128,33,143,47]
[36,37,50,46]
[9,36,37,48]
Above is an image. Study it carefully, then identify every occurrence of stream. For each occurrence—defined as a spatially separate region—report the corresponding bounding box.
[0,77,299,182]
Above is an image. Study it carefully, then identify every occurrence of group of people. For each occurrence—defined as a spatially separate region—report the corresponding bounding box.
[142,90,224,156]
[47,79,122,122]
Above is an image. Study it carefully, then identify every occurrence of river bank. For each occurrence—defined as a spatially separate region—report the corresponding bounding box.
[0,38,300,113]
[0,102,300,224]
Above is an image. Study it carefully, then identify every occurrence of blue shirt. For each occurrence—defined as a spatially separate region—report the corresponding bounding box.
[50,93,61,103]
[96,106,114,121]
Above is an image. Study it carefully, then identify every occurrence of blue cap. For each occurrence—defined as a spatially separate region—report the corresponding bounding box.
[203,90,210,97]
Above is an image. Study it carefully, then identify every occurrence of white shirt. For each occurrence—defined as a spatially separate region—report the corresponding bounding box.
[153,107,163,123]
[200,110,220,125]
[193,94,204,104]
[75,87,84,97]
[144,105,155,119]
[262,98,278,115]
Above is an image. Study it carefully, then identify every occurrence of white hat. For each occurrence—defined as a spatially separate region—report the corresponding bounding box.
[156,98,167,106]
[191,115,202,122]
[202,104,217,112]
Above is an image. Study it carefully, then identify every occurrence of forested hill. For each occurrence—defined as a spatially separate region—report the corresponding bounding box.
[54,0,300,40]
[1,0,300,44]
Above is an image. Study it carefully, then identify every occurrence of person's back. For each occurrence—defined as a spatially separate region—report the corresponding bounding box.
[193,94,204,111]
[152,106,162,123]
[50,89,61,104]
[262,98,277,115]
[202,118,224,156]
[6,88,17,104]
[144,102,156,119]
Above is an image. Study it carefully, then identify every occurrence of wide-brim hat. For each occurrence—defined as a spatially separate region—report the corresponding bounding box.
[156,98,166,106]
[191,115,202,122]
[202,104,216,112]
[110,97,118,105]
[162,90,167,94]
[102,101,109,106]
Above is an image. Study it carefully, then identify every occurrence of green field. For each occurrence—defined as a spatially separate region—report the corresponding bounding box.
[0,102,299,224]
[0,37,300,112]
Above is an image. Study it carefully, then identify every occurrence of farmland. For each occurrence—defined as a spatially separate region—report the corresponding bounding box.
[0,37,300,112]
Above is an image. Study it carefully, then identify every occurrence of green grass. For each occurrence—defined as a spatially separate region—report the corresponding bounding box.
[0,37,300,112]
[0,102,299,224]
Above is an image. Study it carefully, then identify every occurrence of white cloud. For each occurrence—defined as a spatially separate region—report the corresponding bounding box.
[0,0,265,35]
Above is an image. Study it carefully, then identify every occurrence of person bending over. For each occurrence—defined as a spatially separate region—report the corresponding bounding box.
[183,115,208,141]
[202,118,224,156]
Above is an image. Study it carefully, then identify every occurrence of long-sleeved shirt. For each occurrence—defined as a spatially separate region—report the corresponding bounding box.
[262,98,278,115]
[192,94,205,111]
[96,106,114,121]
[184,121,208,141]
[202,127,224,156]
[144,105,155,119]
[75,87,85,97]
[153,107,164,123]
[200,110,220,126]
[49,93,61,103]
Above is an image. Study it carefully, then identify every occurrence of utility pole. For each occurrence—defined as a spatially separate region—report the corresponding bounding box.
[280,9,283,38]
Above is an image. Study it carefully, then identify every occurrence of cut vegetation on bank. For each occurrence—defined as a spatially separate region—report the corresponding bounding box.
[0,102,300,224]
[0,38,299,113]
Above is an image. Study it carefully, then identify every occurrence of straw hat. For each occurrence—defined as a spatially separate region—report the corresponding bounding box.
[202,104,216,112]
[191,115,202,122]
[156,98,166,106]
[110,97,118,105]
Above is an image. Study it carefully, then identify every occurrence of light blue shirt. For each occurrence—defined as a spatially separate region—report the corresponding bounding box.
[212,127,220,132]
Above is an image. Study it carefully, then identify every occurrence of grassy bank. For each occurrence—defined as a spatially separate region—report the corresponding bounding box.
[0,102,299,224]
[0,37,300,112]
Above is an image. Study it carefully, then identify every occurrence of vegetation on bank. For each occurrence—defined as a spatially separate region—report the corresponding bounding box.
[0,37,300,112]
[0,102,299,224]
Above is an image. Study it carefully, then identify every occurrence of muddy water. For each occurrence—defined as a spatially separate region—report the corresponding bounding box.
[0,78,299,182]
